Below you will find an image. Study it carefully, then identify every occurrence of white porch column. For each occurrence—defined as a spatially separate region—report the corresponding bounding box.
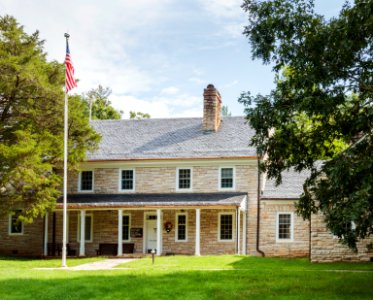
[242,210,247,255]
[237,208,241,255]
[79,210,86,256]
[43,212,49,256]
[118,209,123,256]
[195,208,200,256]
[156,209,162,255]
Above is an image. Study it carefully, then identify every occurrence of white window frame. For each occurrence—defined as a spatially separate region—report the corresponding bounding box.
[8,210,24,236]
[276,212,294,243]
[77,213,93,243]
[118,168,135,192]
[175,212,188,242]
[78,170,94,192]
[218,212,235,242]
[218,166,236,191]
[176,167,193,192]
[122,214,131,242]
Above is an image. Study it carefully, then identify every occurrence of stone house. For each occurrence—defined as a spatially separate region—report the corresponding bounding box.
[1,84,372,262]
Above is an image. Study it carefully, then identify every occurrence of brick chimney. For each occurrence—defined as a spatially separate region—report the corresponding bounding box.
[203,84,222,131]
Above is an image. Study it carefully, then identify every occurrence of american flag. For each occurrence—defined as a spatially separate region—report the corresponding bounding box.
[65,40,77,93]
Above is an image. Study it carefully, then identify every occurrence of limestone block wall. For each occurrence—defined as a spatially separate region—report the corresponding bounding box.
[311,212,373,262]
[0,215,44,256]
[259,200,310,257]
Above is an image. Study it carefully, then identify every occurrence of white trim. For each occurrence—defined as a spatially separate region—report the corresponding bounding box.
[122,213,131,242]
[176,167,193,192]
[77,212,93,243]
[218,166,236,191]
[118,209,123,256]
[8,211,24,236]
[78,170,94,192]
[276,212,294,243]
[175,212,188,242]
[156,209,162,255]
[218,212,235,242]
[118,168,135,192]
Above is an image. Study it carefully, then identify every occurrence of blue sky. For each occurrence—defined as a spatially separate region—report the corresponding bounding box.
[1,0,345,118]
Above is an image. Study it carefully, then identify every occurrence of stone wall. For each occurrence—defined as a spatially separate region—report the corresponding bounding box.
[259,200,310,257]
[311,212,373,262]
[0,215,44,256]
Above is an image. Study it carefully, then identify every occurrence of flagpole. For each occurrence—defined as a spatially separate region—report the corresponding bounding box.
[62,32,70,268]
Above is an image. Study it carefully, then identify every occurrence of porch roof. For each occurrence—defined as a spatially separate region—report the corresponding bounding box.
[57,192,247,209]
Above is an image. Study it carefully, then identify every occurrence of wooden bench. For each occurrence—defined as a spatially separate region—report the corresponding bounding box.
[47,243,75,256]
[96,243,135,256]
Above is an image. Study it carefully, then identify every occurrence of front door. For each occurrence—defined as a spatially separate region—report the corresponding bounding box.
[145,215,157,253]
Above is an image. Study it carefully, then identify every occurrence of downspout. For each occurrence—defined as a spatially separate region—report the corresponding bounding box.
[256,157,265,257]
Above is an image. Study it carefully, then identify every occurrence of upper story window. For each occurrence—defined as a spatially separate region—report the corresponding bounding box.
[9,210,23,235]
[219,167,235,190]
[277,212,293,242]
[120,169,135,191]
[177,168,192,191]
[79,170,93,192]
[218,212,234,241]
[176,213,188,242]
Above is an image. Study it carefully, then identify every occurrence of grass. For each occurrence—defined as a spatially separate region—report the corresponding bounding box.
[0,255,373,299]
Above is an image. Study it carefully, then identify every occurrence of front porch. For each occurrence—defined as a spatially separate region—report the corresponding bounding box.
[45,193,248,257]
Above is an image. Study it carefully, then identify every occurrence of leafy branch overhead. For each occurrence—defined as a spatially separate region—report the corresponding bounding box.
[240,0,373,249]
[0,15,101,221]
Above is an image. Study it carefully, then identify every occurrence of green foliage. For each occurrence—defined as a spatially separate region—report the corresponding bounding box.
[221,105,232,117]
[129,111,151,120]
[84,85,122,120]
[240,0,373,248]
[0,15,100,221]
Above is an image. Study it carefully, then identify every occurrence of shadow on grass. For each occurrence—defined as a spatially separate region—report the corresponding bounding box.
[1,265,373,300]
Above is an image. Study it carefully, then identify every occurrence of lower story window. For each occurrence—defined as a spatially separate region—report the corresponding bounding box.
[122,215,131,241]
[176,213,187,241]
[9,210,23,235]
[78,214,93,242]
[277,213,293,241]
[219,213,233,241]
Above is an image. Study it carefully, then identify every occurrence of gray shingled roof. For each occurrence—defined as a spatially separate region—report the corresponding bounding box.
[88,117,256,160]
[261,169,311,199]
[58,193,247,208]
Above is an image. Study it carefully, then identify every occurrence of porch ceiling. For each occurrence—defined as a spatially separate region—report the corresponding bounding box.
[56,192,247,209]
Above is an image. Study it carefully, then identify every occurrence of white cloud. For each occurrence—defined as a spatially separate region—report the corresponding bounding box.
[199,0,244,19]
[160,86,180,95]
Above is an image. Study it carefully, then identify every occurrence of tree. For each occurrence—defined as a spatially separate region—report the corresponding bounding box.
[84,85,122,120]
[0,15,101,222]
[221,105,232,117]
[129,111,151,120]
[240,0,373,249]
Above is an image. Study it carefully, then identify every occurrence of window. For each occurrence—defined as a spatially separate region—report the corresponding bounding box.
[122,215,131,241]
[220,167,235,189]
[176,213,187,241]
[79,171,93,192]
[120,169,135,191]
[277,213,293,242]
[219,213,234,241]
[77,214,93,242]
[9,210,23,235]
[177,168,192,190]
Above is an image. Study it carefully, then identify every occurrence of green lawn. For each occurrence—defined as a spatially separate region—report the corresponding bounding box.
[1,255,373,300]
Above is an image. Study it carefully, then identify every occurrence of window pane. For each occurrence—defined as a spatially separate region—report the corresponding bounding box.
[220,214,232,240]
[177,215,186,240]
[221,168,233,188]
[121,170,134,190]
[278,214,291,239]
[85,216,92,241]
[81,171,93,191]
[11,210,22,234]
[123,215,130,240]
[178,169,191,189]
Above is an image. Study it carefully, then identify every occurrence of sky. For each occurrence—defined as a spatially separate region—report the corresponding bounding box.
[1,0,345,119]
